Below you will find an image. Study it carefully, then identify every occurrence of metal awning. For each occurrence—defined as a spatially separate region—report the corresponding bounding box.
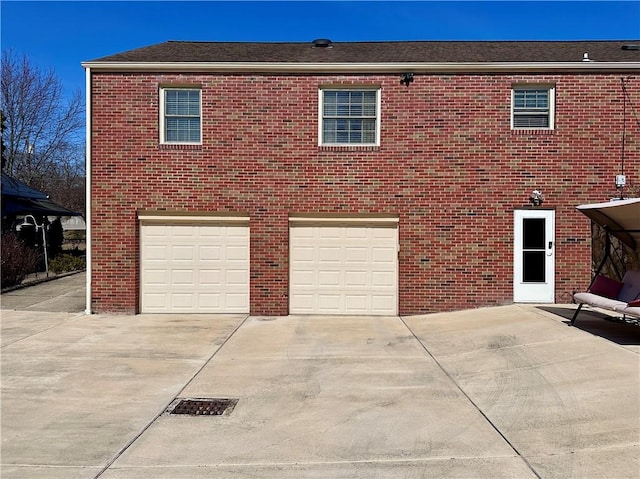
[576,198,640,251]
[1,173,82,218]
[1,196,81,217]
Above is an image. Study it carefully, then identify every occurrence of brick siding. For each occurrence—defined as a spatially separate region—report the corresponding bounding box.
[90,72,639,314]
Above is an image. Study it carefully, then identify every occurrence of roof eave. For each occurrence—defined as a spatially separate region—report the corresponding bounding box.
[81,61,640,74]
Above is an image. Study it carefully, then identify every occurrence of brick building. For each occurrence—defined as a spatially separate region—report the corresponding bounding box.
[82,40,639,315]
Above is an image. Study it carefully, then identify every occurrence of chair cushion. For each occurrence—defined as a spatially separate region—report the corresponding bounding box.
[574,292,626,310]
[618,270,640,302]
[589,275,624,299]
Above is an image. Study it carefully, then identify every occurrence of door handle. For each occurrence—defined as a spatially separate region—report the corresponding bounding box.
[547,241,553,256]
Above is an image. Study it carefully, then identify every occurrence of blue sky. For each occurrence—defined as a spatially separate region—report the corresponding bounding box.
[2,1,639,100]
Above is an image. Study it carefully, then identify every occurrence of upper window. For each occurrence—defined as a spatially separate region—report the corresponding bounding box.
[511,85,555,130]
[160,88,201,144]
[319,88,380,146]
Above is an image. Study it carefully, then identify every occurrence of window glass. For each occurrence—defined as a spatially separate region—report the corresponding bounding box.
[162,88,201,143]
[321,89,378,145]
[512,86,554,129]
[522,218,546,282]
[523,218,545,249]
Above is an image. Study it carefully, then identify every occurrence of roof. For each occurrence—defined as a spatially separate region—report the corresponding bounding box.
[1,173,48,200]
[576,198,640,251]
[1,173,82,217]
[87,40,640,64]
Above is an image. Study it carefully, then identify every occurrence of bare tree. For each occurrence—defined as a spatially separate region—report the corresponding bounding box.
[46,142,86,215]
[1,50,84,197]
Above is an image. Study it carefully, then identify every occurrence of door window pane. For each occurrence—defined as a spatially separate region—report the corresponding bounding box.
[523,218,545,249]
[522,218,546,283]
[523,251,545,282]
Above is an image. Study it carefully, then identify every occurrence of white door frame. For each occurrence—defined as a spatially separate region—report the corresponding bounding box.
[513,209,555,303]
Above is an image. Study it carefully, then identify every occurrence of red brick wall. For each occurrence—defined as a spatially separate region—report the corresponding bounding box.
[90,72,639,314]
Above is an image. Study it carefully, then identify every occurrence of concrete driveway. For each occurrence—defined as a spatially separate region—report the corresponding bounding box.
[1,300,639,478]
[1,271,86,312]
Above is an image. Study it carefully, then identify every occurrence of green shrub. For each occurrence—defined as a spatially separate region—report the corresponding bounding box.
[49,253,86,274]
[1,233,40,288]
[64,230,86,242]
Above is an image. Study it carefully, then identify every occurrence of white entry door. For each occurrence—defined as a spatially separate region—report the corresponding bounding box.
[513,209,555,303]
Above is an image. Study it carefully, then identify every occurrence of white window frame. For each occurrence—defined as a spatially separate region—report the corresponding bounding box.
[511,85,555,130]
[318,87,381,146]
[159,87,202,144]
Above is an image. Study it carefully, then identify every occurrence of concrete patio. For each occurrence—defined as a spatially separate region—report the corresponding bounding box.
[1,281,639,478]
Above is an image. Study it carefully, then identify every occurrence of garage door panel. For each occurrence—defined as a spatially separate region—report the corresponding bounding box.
[318,247,341,261]
[372,271,395,287]
[144,245,169,260]
[199,245,222,261]
[320,227,341,239]
[226,245,248,261]
[317,294,342,312]
[171,293,195,309]
[344,227,368,238]
[171,269,194,286]
[144,293,167,309]
[371,296,396,315]
[372,245,396,259]
[345,247,368,262]
[292,246,314,261]
[226,269,248,285]
[172,225,196,236]
[290,223,398,315]
[290,293,314,312]
[198,294,221,309]
[345,271,367,287]
[199,226,222,236]
[226,293,249,309]
[199,266,222,276]
[294,228,315,239]
[141,222,249,313]
[172,245,195,261]
[144,227,170,242]
[345,295,367,310]
[144,269,169,284]
[291,272,314,288]
[318,270,341,286]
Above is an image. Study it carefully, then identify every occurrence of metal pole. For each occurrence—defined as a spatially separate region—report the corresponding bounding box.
[41,223,49,277]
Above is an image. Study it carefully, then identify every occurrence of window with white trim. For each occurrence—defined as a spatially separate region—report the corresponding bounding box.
[319,88,380,145]
[160,87,201,144]
[511,85,555,130]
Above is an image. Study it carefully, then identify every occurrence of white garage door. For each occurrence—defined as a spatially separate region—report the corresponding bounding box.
[290,220,398,315]
[140,220,249,313]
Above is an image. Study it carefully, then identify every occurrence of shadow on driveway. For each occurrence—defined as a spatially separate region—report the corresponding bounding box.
[537,305,640,347]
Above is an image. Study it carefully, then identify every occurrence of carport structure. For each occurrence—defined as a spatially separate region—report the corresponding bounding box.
[571,198,640,324]
[1,173,80,222]
[576,198,640,276]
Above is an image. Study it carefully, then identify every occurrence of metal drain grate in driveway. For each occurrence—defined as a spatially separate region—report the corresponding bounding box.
[166,398,238,416]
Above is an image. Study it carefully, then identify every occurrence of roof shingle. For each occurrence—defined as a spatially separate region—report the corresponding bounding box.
[88,40,640,64]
